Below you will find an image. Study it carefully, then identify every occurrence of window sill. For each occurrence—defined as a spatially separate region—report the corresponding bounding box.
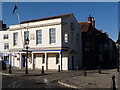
[36,44,43,45]
[49,43,56,45]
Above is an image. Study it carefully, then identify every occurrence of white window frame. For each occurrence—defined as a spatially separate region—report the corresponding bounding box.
[49,28,56,44]
[13,32,18,46]
[24,31,29,45]
[3,34,8,39]
[4,43,9,50]
[64,33,68,43]
[36,30,42,45]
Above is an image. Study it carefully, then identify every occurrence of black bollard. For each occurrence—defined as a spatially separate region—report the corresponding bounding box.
[112,75,116,90]
[41,66,44,75]
[84,67,87,76]
[98,65,101,74]
[58,65,60,72]
[9,64,11,74]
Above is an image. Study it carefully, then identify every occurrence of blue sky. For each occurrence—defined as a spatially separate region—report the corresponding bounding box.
[2,2,118,41]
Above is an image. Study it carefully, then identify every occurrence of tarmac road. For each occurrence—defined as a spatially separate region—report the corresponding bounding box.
[2,75,67,88]
[1,69,83,89]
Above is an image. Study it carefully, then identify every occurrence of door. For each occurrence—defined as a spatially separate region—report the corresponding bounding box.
[72,56,74,70]
[22,55,25,68]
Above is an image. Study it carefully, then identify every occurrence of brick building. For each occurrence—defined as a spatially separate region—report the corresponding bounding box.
[79,15,117,69]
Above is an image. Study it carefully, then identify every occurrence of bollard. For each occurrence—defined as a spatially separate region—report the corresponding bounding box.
[112,75,116,90]
[9,64,11,74]
[84,67,87,76]
[98,65,101,74]
[41,66,44,75]
[58,65,60,72]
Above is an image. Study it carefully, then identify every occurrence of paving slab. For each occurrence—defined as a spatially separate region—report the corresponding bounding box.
[58,69,119,89]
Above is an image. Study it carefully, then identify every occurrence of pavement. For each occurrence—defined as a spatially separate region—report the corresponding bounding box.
[1,68,119,89]
[58,69,119,89]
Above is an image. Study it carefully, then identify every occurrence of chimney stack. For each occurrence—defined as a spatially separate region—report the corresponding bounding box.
[88,15,95,28]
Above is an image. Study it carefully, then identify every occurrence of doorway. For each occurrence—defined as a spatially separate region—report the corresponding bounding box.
[72,56,74,70]
[22,55,25,68]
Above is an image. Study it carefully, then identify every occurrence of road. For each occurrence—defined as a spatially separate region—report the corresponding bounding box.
[2,70,83,89]
[2,75,67,88]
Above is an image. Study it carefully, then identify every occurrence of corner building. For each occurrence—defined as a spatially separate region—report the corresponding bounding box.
[9,13,82,70]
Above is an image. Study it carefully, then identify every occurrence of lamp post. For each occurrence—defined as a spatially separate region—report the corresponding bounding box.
[84,48,88,76]
[9,54,12,74]
[25,37,29,74]
[84,61,87,76]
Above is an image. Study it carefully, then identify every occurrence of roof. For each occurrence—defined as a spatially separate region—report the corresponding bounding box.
[21,13,73,24]
[78,22,90,32]
[79,22,101,33]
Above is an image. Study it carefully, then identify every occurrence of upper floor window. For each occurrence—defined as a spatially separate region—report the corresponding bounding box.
[4,43,9,49]
[3,34,8,39]
[13,32,18,46]
[71,23,74,31]
[64,33,68,43]
[71,32,74,43]
[50,28,56,44]
[24,31,29,45]
[36,30,42,44]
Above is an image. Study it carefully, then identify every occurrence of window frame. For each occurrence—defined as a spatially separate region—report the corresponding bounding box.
[71,32,74,43]
[71,22,74,31]
[24,31,29,45]
[64,33,68,43]
[4,43,9,50]
[13,32,18,46]
[49,28,56,44]
[3,34,9,39]
[36,30,42,45]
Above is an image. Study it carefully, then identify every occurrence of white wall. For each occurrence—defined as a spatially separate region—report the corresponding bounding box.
[8,14,82,70]
[62,51,68,70]
[9,18,62,50]
[0,30,9,61]
[62,14,82,69]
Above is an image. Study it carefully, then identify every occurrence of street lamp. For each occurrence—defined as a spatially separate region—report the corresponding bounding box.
[25,37,29,74]
[84,48,89,76]
[9,54,12,74]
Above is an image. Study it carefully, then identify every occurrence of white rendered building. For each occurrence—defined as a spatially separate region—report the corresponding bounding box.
[9,13,82,70]
[0,30,9,61]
